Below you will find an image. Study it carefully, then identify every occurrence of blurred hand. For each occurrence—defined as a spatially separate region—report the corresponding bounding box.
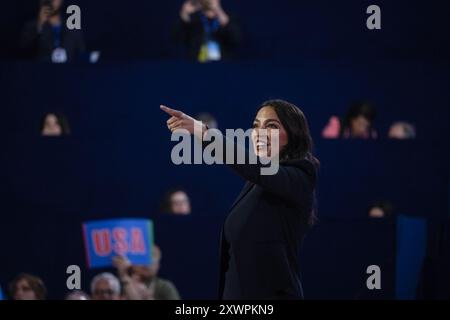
[206,0,229,26]
[208,0,222,12]
[160,105,207,139]
[112,255,132,275]
[180,0,200,22]
[37,5,51,31]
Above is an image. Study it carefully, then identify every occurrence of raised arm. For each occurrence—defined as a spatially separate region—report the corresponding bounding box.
[161,105,316,205]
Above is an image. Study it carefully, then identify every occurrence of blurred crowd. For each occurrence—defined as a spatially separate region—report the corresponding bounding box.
[321,102,416,140]
[5,245,180,300]
[20,0,241,64]
[29,0,417,142]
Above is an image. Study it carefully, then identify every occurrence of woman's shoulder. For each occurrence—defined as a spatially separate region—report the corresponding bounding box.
[282,158,318,182]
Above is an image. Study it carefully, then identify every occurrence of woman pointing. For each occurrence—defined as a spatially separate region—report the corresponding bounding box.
[161,99,318,300]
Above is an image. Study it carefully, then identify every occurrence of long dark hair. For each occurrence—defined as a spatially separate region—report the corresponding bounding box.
[341,101,376,138]
[258,99,319,225]
[258,99,319,167]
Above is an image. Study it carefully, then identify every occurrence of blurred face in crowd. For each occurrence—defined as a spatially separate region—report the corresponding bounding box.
[197,113,218,129]
[350,115,371,138]
[170,191,191,215]
[91,279,120,300]
[41,0,63,15]
[42,113,63,136]
[252,106,288,159]
[388,123,408,139]
[51,0,63,13]
[65,291,90,300]
[40,0,63,15]
[13,279,38,300]
[369,206,385,218]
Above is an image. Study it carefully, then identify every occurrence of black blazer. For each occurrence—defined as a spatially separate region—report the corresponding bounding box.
[219,157,317,300]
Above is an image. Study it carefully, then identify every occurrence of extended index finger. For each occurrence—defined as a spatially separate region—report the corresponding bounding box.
[160,105,183,118]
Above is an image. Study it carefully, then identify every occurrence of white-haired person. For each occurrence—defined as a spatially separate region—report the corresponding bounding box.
[388,121,416,139]
[90,272,121,300]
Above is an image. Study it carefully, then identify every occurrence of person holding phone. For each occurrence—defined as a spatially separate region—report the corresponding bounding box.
[161,100,319,299]
[174,0,242,62]
[20,0,85,63]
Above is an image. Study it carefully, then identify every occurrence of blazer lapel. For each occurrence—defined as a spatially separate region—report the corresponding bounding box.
[229,182,254,211]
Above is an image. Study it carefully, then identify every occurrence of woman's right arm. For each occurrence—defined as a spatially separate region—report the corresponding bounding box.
[161,105,316,205]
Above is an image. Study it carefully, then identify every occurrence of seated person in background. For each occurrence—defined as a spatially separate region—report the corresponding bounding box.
[174,0,242,63]
[368,201,394,219]
[90,272,121,300]
[322,102,378,139]
[161,188,192,215]
[65,290,90,300]
[8,273,47,300]
[20,0,85,63]
[388,121,416,139]
[113,245,181,300]
[41,112,71,136]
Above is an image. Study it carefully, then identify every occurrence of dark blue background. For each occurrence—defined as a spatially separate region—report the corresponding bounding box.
[0,0,449,300]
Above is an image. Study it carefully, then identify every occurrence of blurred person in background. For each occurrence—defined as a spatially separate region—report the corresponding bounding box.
[161,188,192,215]
[64,290,91,300]
[113,245,181,300]
[196,112,219,129]
[388,121,416,139]
[90,272,121,300]
[368,201,394,219]
[20,0,85,63]
[65,290,90,300]
[322,102,378,139]
[40,112,71,136]
[8,273,47,300]
[174,0,242,63]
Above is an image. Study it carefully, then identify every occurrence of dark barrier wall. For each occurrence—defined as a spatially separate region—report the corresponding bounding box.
[1,0,449,60]
[0,60,448,298]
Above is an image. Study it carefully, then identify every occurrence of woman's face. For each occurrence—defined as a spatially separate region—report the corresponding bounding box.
[350,116,370,138]
[42,114,62,136]
[14,279,38,300]
[251,106,289,159]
